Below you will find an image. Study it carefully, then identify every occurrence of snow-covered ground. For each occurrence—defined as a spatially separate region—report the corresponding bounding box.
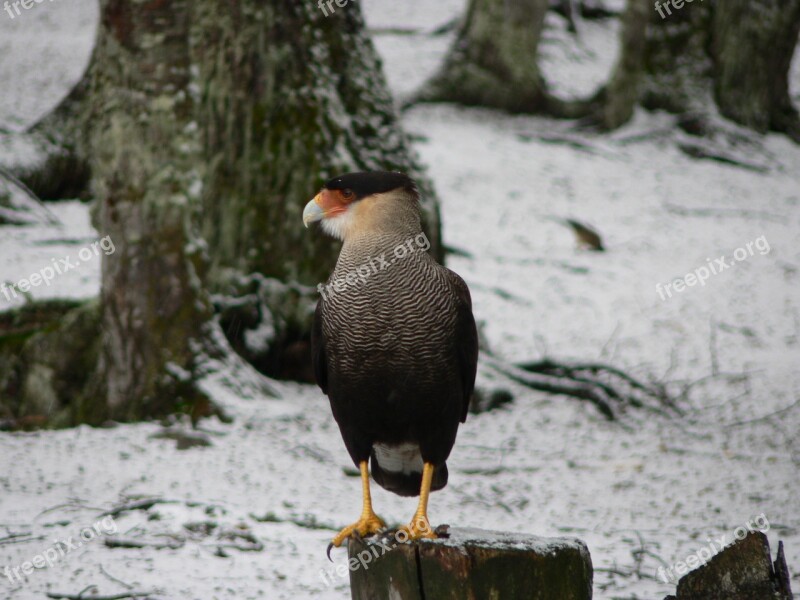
[1,1,799,599]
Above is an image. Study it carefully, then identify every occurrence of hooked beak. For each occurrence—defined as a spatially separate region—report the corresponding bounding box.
[302,193,325,228]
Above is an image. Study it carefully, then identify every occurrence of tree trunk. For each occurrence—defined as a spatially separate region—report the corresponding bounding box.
[712,0,800,141]
[87,0,214,419]
[640,0,713,115]
[191,0,442,288]
[414,0,551,113]
[598,0,649,129]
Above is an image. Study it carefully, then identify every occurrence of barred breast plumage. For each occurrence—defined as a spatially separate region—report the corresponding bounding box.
[318,227,474,495]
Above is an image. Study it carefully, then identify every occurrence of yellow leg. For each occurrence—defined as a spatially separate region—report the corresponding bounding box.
[397,462,438,541]
[330,461,386,549]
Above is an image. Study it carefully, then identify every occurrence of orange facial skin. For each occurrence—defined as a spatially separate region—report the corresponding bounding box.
[314,188,355,219]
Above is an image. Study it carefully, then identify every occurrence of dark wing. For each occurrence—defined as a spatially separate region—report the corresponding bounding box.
[445,269,479,422]
[311,300,328,394]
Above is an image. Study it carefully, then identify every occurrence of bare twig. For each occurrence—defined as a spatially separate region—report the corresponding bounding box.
[662,201,782,222]
[598,323,621,361]
[0,532,43,546]
[594,565,658,581]
[676,143,770,173]
[709,319,719,376]
[99,498,176,519]
[99,565,135,590]
[724,398,800,428]
[37,501,105,519]
[249,512,339,532]
[0,164,61,225]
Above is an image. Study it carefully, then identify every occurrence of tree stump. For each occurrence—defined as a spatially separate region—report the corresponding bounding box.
[665,531,793,600]
[347,527,593,600]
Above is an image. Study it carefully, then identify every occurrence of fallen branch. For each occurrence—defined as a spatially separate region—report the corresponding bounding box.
[250,512,339,532]
[367,26,422,36]
[676,143,769,173]
[104,536,184,550]
[46,590,156,600]
[99,498,177,519]
[662,202,783,222]
[0,532,43,546]
[214,528,264,552]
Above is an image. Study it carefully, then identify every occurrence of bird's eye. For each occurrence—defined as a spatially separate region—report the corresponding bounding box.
[341,189,355,201]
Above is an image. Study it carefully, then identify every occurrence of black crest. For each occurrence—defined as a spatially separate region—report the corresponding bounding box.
[324,171,417,201]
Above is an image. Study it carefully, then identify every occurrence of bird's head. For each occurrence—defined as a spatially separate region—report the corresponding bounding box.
[303,171,420,241]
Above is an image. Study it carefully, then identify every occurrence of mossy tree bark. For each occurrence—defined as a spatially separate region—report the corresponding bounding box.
[87,0,214,419]
[712,0,800,141]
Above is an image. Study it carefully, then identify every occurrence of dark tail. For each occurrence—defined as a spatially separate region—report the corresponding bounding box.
[369,453,448,497]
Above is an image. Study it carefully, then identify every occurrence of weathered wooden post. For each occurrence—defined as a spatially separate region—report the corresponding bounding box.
[665,531,793,600]
[347,527,593,600]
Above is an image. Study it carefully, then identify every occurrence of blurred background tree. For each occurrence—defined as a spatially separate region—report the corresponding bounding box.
[416,0,800,139]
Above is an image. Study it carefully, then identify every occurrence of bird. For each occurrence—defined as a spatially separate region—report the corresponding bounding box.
[549,217,605,251]
[302,171,478,551]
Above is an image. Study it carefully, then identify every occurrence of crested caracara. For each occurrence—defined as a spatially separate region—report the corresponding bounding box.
[303,171,478,549]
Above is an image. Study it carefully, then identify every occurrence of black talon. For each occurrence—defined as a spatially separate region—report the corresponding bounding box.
[434,524,451,538]
[326,542,335,562]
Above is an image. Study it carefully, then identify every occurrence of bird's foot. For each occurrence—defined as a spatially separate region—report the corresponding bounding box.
[395,513,437,542]
[329,512,386,550]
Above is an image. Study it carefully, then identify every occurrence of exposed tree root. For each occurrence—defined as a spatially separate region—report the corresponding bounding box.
[98,498,178,520]
[481,353,678,421]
